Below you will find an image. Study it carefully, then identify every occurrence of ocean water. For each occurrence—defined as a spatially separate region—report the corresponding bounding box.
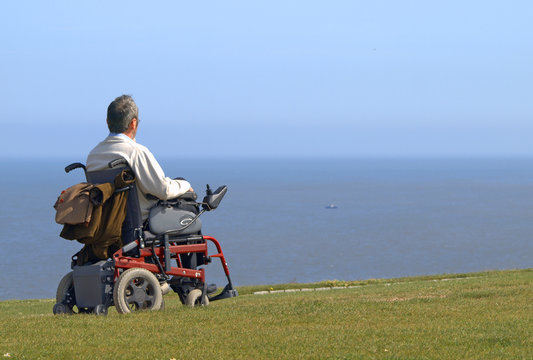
[0,157,532,301]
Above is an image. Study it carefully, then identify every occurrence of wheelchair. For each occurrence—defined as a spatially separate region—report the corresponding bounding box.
[53,159,237,315]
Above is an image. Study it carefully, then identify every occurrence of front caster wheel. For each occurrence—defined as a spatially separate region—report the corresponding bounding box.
[93,304,108,316]
[186,289,210,307]
[113,268,163,314]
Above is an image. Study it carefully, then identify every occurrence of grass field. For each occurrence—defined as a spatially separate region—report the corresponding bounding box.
[1,269,531,359]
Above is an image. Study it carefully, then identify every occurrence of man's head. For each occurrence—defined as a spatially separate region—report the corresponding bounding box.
[106,95,139,139]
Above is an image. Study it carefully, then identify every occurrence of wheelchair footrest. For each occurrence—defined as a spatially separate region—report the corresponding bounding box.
[209,283,238,302]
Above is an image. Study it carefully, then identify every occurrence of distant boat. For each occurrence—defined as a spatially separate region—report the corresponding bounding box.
[325,203,338,209]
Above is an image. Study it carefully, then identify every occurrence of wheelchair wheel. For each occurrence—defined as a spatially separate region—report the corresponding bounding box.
[56,271,74,303]
[185,289,210,307]
[53,303,70,315]
[113,268,163,314]
[54,272,75,315]
[93,304,108,316]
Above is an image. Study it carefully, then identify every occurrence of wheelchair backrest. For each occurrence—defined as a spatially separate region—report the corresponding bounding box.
[86,166,143,246]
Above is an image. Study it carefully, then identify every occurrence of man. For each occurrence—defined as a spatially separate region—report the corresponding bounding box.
[86,95,213,294]
[86,95,192,220]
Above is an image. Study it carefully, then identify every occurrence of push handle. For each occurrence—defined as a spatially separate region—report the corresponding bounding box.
[108,158,128,168]
[64,162,87,173]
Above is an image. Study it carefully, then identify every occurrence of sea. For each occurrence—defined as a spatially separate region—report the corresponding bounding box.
[1,157,532,301]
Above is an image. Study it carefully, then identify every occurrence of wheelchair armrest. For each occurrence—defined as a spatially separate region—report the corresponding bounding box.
[179,191,198,201]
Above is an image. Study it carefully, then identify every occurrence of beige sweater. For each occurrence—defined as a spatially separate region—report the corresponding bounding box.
[86,134,191,220]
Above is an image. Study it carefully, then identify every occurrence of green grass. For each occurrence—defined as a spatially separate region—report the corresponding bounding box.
[1,269,532,359]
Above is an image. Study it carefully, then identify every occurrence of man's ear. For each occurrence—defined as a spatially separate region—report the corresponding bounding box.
[123,118,138,139]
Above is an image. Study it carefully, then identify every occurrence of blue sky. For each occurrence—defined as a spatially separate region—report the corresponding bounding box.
[1,1,532,158]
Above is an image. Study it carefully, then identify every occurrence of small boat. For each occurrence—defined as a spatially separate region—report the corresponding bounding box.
[325,203,338,209]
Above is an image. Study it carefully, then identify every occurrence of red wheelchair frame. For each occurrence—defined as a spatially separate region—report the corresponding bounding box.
[113,235,235,303]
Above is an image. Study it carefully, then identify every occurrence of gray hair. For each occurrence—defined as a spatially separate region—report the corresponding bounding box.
[106,95,139,133]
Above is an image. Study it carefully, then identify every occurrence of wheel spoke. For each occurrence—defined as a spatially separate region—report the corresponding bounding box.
[138,279,148,292]
[125,284,141,308]
[125,280,154,309]
[130,281,145,297]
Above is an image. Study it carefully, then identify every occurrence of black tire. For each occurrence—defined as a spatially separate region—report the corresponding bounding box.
[185,288,209,307]
[53,303,70,315]
[54,272,75,315]
[113,268,163,314]
[56,272,74,304]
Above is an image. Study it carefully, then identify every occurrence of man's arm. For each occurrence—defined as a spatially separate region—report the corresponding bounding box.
[130,147,191,200]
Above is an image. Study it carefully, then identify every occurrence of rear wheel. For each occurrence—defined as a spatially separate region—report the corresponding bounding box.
[113,268,163,314]
[53,303,70,315]
[186,289,209,307]
[54,272,75,315]
[55,272,74,304]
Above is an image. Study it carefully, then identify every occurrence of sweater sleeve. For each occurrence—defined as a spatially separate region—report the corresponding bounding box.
[130,145,191,200]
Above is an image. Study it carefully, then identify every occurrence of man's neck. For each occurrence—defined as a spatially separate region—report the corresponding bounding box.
[109,133,134,141]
